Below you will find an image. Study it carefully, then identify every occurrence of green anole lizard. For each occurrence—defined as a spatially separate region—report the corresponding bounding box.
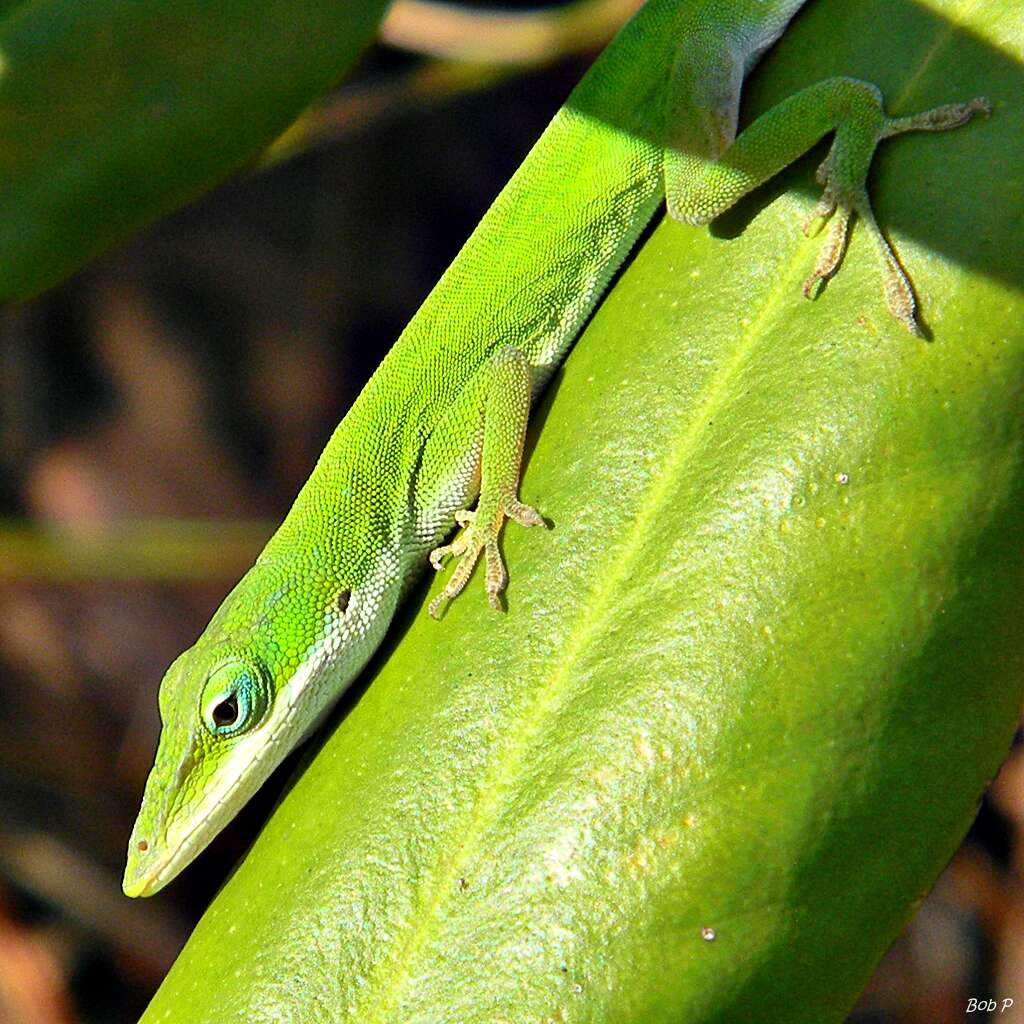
[123,0,988,897]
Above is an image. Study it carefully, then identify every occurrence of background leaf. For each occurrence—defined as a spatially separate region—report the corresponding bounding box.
[0,0,391,301]
[138,0,1024,1020]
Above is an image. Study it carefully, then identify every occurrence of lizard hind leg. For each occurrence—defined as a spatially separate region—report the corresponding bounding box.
[428,346,546,619]
[800,96,991,335]
[663,63,990,333]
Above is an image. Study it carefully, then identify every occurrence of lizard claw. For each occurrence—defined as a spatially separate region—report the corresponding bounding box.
[429,511,475,571]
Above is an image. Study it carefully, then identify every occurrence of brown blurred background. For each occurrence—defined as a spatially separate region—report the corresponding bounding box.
[0,3,1020,1021]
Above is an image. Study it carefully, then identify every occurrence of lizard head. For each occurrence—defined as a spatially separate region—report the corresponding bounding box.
[122,643,281,897]
[122,556,387,897]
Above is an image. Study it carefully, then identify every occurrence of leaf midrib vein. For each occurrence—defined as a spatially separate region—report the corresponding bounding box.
[360,251,806,1022]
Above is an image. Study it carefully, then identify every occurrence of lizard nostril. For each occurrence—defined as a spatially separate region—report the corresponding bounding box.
[137,840,149,853]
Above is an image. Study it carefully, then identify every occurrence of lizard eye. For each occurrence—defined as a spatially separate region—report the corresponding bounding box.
[211,693,238,727]
[200,658,269,736]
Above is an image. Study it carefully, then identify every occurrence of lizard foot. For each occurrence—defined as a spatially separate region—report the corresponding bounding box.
[800,95,990,335]
[428,498,544,619]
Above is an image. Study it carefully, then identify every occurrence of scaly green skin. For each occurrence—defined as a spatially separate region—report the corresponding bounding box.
[123,0,989,897]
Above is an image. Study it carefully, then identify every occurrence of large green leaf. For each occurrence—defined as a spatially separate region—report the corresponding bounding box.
[139,0,1024,1020]
[0,0,390,301]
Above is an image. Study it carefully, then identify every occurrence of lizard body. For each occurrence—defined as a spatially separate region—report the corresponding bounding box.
[124,0,987,896]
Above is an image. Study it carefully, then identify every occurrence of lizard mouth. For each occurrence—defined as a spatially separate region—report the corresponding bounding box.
[123,840,175,898]
[122,723,289,897]
[123,778,242,897]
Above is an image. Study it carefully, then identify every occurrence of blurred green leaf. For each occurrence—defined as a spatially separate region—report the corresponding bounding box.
[138,0,1024,1020]
[0,519,271,581]
[0,0,391,301]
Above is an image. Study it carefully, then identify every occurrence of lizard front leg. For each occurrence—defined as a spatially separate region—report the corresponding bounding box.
[427,346,545,618]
